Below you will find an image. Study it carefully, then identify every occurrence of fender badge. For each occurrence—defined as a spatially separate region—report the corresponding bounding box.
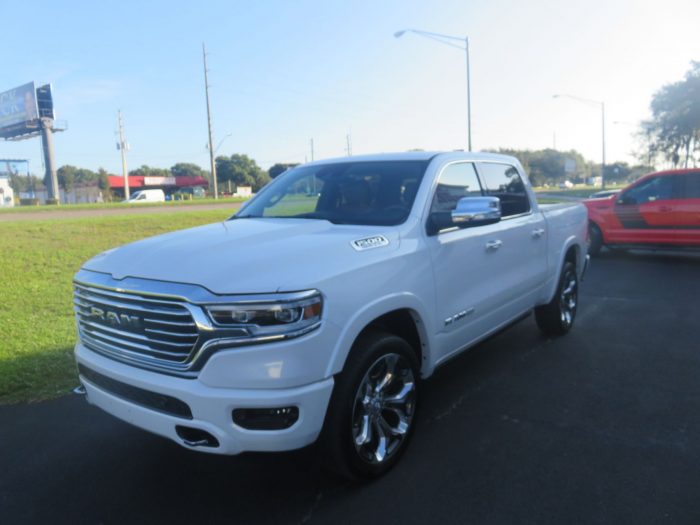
[351,235,390,251]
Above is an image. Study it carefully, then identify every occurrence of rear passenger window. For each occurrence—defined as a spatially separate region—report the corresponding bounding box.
[683,173,700,198]
[477,163,531,217]
[429,162,483,232]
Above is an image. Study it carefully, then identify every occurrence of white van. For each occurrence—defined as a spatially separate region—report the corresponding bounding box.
[123,189,166,203]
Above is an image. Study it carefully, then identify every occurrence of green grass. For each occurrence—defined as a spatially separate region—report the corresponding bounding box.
[533,184,626,198]
[0,196,248,214]
[0,209,232,404]
[263,193,319,216]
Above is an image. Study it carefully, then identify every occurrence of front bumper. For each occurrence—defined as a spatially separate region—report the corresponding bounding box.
[75,342,334,455]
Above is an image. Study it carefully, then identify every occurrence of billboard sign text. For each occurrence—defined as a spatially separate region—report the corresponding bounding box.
[0,83,39,130]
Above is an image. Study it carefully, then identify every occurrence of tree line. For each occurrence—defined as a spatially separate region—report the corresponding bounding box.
[10,149,650,197]
[8,156,293,195]
[491,148,651,187]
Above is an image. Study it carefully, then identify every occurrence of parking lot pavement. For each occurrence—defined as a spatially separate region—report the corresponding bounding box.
[2,251,700,524]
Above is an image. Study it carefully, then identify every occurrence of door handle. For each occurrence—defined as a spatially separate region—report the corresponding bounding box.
[485,240,503,250]
[532,228,545,238]
[659,206,672,212]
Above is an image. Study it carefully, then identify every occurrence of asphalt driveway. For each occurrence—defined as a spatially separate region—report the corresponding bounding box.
[1,250,699,524]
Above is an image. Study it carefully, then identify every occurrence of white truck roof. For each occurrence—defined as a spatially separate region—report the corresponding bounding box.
[306,151,519,166]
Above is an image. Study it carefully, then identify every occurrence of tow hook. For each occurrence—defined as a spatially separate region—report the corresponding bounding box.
[73,384,87,395]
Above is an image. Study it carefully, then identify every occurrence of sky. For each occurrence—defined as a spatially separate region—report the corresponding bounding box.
[2,0,699,175]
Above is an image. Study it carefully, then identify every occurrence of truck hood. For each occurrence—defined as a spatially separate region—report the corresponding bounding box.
[82,218,400,294]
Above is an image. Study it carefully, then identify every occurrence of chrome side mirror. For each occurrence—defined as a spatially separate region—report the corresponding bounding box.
[451,196,501,226]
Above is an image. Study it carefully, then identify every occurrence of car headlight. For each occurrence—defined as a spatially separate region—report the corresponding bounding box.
[205,291,323,336]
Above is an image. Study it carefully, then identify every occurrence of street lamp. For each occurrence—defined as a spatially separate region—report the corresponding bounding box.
[553,94,606,189]
[395,28,472,151]
[207,132,232,155]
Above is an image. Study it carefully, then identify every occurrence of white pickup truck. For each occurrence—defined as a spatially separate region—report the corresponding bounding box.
[74,152,588,478]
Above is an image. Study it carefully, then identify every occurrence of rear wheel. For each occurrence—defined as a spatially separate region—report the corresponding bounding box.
[535,261,578,336]
[588,223,603,256]
[322,331,419,480]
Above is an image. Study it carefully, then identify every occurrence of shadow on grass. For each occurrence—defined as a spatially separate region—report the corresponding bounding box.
[0,346,77,405]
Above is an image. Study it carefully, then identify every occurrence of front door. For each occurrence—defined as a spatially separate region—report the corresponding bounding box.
[609,175,682,245]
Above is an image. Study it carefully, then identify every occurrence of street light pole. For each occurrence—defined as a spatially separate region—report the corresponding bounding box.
[395,29,472,151]
[208,132,232,155]
[465,36,472,152]
[553,94,607,189]
[601,102,606,189]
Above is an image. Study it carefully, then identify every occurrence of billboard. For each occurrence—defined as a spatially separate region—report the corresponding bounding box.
[0,82,39,130]
[36,84,55,120]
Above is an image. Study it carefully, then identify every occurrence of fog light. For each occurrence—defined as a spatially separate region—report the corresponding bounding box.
[232,406,299,430]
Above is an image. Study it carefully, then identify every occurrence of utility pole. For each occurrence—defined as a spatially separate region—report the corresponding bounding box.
[203,43,218,199]
[346,133,352,156]
[117,110,130,199]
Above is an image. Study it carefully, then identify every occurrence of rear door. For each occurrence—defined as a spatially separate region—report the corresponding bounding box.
[676,172,700,246]
[475,162,548,318]
[609,175,682,244]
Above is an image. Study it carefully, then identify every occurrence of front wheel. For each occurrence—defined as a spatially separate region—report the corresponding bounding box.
[322,331,419,480]
[535,261,578,336]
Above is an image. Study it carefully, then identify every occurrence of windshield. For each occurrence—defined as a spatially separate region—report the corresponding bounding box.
[234,160,429,226]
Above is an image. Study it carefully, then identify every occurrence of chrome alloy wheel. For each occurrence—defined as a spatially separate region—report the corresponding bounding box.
[351,353,416,464]
[559,269,578,328]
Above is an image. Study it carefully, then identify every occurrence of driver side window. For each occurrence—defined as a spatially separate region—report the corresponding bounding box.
[620,176,676,204]
[429,162,483,233]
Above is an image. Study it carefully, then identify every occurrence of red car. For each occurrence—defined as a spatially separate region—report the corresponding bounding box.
[584,169,700,255]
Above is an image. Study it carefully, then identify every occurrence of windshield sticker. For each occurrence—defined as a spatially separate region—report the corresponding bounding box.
[351,235,390,251]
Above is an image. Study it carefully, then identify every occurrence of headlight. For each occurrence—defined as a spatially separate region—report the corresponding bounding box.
[205,291,323,336]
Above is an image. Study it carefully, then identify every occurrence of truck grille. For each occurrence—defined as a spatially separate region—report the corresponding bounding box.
[74,284,199,366]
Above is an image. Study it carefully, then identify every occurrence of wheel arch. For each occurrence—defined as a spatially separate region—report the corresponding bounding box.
[589,219,605,242]
[544,237,582,303]
[325,295,433,379]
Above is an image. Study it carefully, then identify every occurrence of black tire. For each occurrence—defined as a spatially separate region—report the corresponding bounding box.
[321,331,419,480]
[588,222,603,256]
[535,261,578,336]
